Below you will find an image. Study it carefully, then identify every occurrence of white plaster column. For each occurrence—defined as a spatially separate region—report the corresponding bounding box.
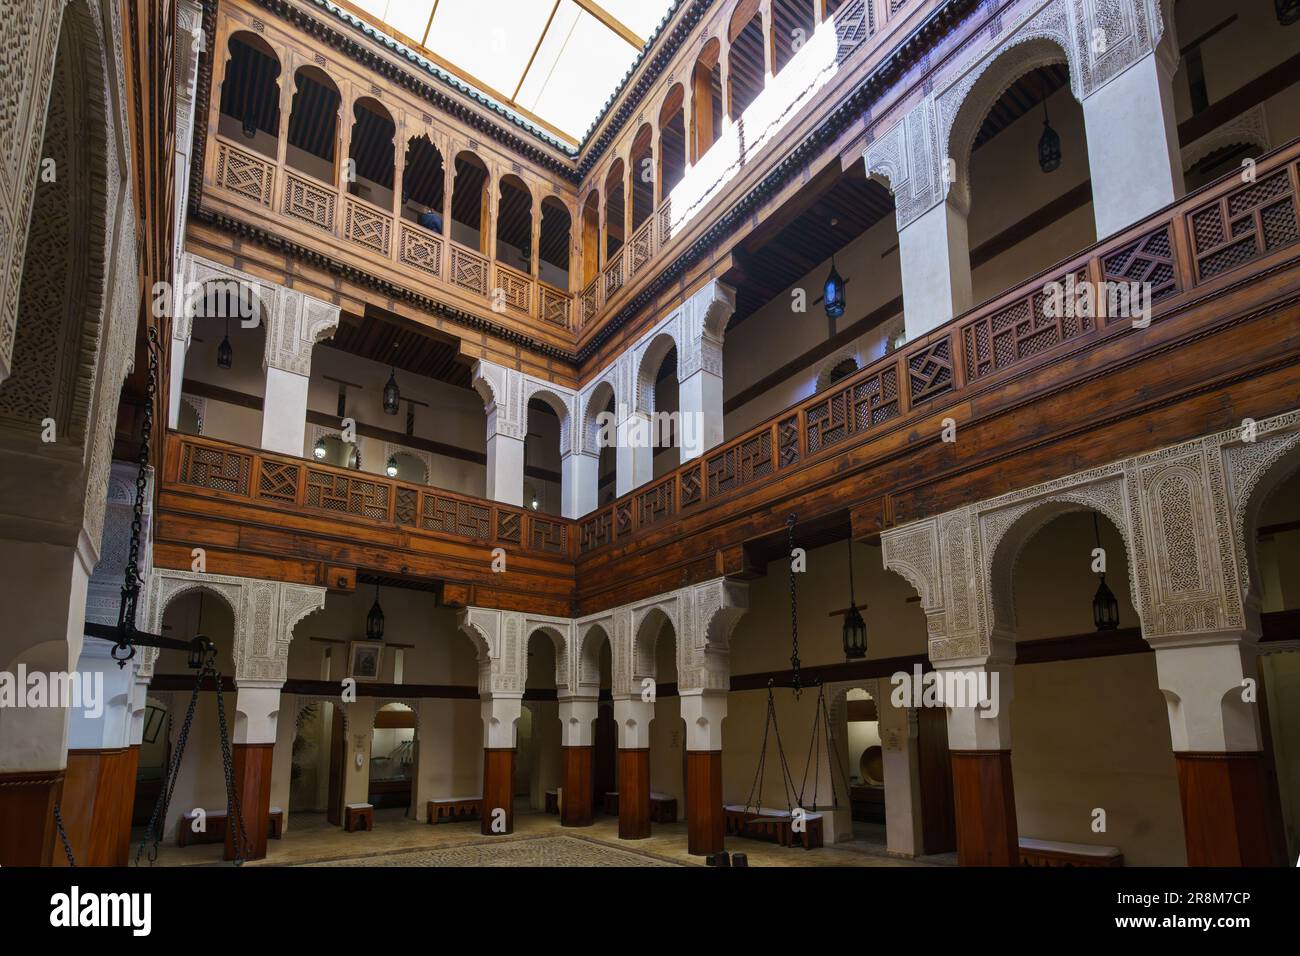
[676,280,733,462]
[261,365,312,456]
[677,367,724,462]
[616,410,654,495]
[1150,632,1264,754]
[259,285,342,456]
[678,689,726,751]
[939,659,1014,752]
[561,449,599,518]
[897,200,973,339]
[481,694,523,750]
[875,682,925,858]
[559,696,598,747]
[233,681,284,746]
[613,696,655,750]
[1082,50,1185,239]
[167,331,190,431]
[486,423,525,507]
[66,638,137,752]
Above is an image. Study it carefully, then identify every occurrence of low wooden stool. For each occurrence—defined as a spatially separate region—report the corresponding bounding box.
[649,792,677,823]
[545,789,559,814]
[344,803,374,832]
[603,791,619,816]
[268,807,284,840]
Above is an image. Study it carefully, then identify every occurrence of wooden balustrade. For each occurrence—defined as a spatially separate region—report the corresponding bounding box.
[577,140,1300,554]
[167,433,572,559]
[207,133,573,331]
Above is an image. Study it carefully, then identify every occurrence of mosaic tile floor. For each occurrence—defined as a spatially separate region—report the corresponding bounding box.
[299,833,681,867]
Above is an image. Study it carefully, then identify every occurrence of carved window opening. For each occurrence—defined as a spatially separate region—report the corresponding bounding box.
[728,5,765,122]
[605,159,626,261]
[218,32,281,160]
[525,396,565,517]
[401,135,446,232]
[629,123,655,233]
[692,38,723,162]
[772,0,816,77]
[658,85,687,200]
[347,97,396,212]
[496,174,534,274]
[581,190,601,286]
[286,66,340,184]
[451,151,489,254]
[539,196,572,292]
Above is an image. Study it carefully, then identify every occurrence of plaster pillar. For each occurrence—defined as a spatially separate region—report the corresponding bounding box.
[226,680,282,861]
[561,450,599,519]
[938,658,1018,866]
[485,424,526,507]
[897,199,973,340]
[616,410,654,495]
[613,696,654,839]
[1152,632,1286,866]
[259,287,340,455]
[680,689,726,855]
[1082,50,1184,239]
[0,539,91,867]
[677,367,724,463]
[56,638,141,867]
[261,366,311,455]
[480,694,522,835]
[167,331,189,430]
[558,696,597,826]
[876,683,925,859]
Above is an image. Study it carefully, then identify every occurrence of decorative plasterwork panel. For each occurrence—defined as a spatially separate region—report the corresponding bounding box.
[1180,104,1269,173]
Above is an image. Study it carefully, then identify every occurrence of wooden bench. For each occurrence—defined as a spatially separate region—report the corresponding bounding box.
[649,792,677,824]
[723,805,824,850]
[427,796,482,824]
[1019,837,1123,867]
[545,789,559,814]
[177,808,284,847]
[344,803,374,832]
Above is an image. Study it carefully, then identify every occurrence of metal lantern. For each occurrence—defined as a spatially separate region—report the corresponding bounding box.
[216,318,233,370]
[842,538,867,660]
[1038,102,1062,173]
[242,116,258,139]
[824,255,846,319]
[1278,0,1300,26]
[365,583,385,642]
[385,455,398,478]
[382,369,400,415]
[1091,512,1119,631]
[313,437,327,460]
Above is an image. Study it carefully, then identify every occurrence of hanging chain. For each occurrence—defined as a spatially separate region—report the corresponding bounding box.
[787,513,801,697]
[215,667,251,866]
[53,803,76,866]
[113,327,161,666]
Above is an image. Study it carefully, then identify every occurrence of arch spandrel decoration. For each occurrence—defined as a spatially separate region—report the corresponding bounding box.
[865,0,1171,230]
[145,569,326,683]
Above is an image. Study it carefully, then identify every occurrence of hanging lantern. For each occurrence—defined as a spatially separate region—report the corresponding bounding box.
[1278,0,1300,26]
[842,538,867,660]
[313,437,327,460]
[1091,512,1119,631]
[242,115,258,140]
[365,583,385,642]
[824,255,846,319]
[382,341,400,415]
[1038,101,1062,173]
[216,318,233,370]
[385,455,398,478]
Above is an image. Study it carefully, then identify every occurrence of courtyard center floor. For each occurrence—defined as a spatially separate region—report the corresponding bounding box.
[136,806,956,868]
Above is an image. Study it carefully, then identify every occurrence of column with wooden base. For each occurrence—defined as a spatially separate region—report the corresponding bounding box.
[57,637,142,866]
[681,689,726,856]
[1152,633,1286,867]
[613,697,653,839]
[225,682,280,862]
[942,659,1019,867]
[481,695,521,835]
[559,697,597,827]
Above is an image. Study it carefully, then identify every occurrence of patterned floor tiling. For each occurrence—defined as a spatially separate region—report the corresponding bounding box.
[299,834,681,867]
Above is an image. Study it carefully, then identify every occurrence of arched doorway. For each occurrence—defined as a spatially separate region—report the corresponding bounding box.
[347,97,396,211]
[289,698,346,829]
[451,151,489,253]
[521,630,563,816]
[401,135,446,231]
[286,65,340,185]
[368,703,418,819]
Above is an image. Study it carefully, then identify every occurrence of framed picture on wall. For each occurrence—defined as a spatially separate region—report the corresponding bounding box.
[348,641,384,682]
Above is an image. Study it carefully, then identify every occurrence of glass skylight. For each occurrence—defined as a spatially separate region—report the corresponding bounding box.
[340,0,676,145]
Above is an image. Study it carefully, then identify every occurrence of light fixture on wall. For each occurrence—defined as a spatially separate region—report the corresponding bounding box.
[385,455,399,478]
[1277,0,1300,27]
[382,342,401,416]
[823,219,846,319]
[1091,511,1120,632]
[842,537,867,660]
[1038,94,1062,174]
[216,317,233,370]
[313,437,327,460]
[365,582,385,642]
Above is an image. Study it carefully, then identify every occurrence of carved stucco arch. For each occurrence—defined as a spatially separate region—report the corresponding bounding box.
[580,377,617,458]
[148,575,244,667]
[981,483,1138,639]
[293,694,351,734]
[576,613,631,697]
[941,33,1079,218]
[634,328,681,415]
[631,603,677,684]
[1221,410,1300,607]
[1181,104,1270,176]
[814,350,860,392]
[181,257,274,352]
[576,621,613,690]
[524,384,576,458]
[0,0,113,451]
[525,623,571,696]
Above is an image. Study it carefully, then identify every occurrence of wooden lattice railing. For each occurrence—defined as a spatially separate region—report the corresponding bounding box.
[577,139,1300,553]
[167,433,573,558]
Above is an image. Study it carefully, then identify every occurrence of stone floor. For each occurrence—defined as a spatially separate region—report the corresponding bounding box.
[136,805,955,868]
